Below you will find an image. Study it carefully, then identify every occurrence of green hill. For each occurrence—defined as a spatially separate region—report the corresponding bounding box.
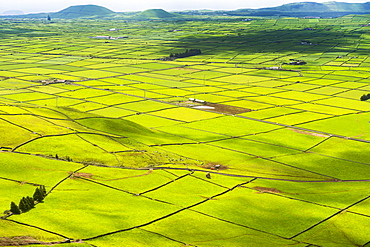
[51,4,114,18]
[134,9,177,19]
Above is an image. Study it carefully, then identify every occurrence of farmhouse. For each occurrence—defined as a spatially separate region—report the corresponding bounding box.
[300,40,313,45]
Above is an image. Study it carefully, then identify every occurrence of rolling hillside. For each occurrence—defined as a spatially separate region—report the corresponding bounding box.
[134,9,178,19]
[51,5,114,19]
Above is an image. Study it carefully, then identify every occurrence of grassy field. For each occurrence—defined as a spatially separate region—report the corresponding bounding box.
[1,14,370,246]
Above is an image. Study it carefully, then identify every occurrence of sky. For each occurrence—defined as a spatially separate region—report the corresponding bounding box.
[1,0,370,14]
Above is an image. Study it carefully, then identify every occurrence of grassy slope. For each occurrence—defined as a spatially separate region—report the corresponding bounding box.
[52,5,114,19]
[133,9,179,19]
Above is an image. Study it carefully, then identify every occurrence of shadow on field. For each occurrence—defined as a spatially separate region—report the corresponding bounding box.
[169,26,365,55]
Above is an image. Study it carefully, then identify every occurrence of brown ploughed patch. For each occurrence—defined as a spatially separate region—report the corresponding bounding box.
[70,172,93,179]
[204,102,251,114]
[0,236,44,246]
[253,186,284,194]
[175,100,250,114]
[289,128,330,138]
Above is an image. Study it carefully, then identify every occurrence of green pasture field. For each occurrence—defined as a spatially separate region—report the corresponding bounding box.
[239,86,284,95]
[154,125,227,142]
[214,74,271,84]
[180,115,280,136]
[150,107,220,122]
[24,97,84,107]
[212,137,302,157]
[0,119,39,147]
[1,114,74,136]
[117,100,177,113]
[1,92,53,102]
[239,107,301,119]
[150,88,192,97]
[193,186,338,237]
[0,219,64,242]
[88,93,140,105]
[0,152,83,186]
[11,178,180,239]
[245,127,328,150]
[244,179,370,209]
[142,210,308,247]
[138,72,191,82]
[1,15,370,247]
[222,99,273,110]
[294,212,370,246]
[298,112,370,139]
[67,69,121,79]
[272,90,329,102]
[89,106,135,118]
[247,95,300,106]
[307,85,350,95]
[16,134,122,165]
[124,114,182,127]
[187,94,235,103]
[273,152,370,180]
[292,102,357,115]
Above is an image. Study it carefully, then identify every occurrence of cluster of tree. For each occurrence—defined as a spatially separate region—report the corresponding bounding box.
[360,93,370,101]
[283,60,307,65]
[169,49,201,59]
[55,154,73,162]
[10,185,47,215]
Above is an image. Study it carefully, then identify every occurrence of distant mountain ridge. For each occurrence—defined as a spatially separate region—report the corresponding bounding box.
[227,1,370,17]
[1,10,24,15]
[256,1,370,12]
[2,1,370,19]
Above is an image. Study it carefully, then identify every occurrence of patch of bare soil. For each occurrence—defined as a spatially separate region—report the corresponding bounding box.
[0,237,84,246]
[253,186,284,194]
[174,100,250,114]
[0,236,44,246]
[289,128,330,138]
[70,172,93,179]
[204,103,251,114]
[201,162,228,170]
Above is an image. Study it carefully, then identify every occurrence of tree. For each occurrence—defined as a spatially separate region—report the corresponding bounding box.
[19,197,28,212]
[19,196,35,213]
[40,185,47,197]
[25,196,35,210]
[33,188,43,202]
[168,49,201,59]
[10,202,21,215]
[33,185,47,203]
[47,15,51,21]
[360,93,370,101]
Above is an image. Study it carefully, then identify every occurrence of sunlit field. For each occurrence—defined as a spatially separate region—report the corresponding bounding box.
[1,15,370,246]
